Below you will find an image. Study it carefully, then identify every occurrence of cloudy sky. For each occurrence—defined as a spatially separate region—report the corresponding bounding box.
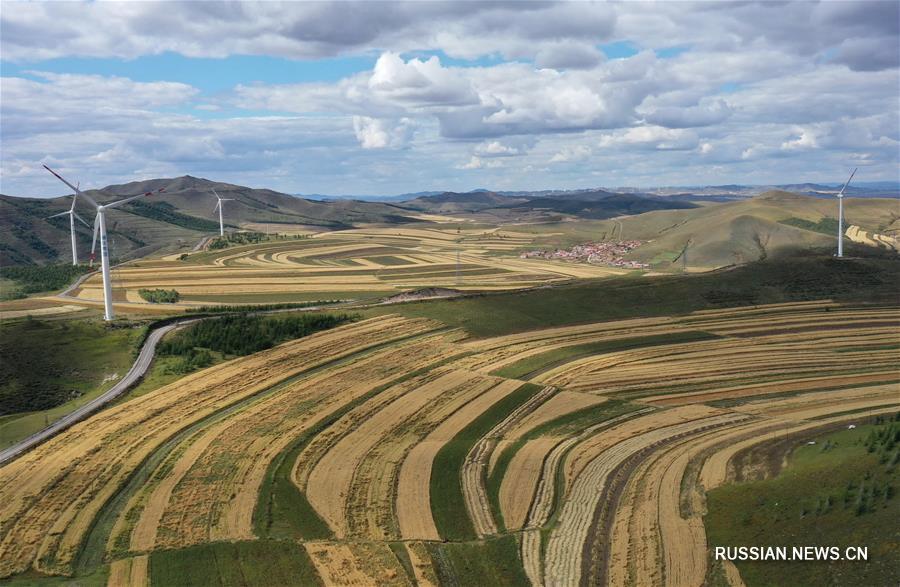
[2,1,898,197]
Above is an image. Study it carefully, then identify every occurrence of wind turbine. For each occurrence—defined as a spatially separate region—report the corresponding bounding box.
[211,190,234,237]
[835,168,857,258]
[43,164,164,321]
[47,185,90,265]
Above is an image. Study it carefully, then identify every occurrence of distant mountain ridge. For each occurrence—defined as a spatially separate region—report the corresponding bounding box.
[0,175,421,266]
[3,174,897,267]
[298,182,900,202]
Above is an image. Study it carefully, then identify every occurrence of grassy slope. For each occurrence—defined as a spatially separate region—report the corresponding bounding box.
[363,251,900,338]
[0,318,142,447]
[515,194,898,270]
[705,417,900,587]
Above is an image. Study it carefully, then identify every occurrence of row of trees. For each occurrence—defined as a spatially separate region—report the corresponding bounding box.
[0,264,91,300]
[157,312,356,357]
[191,300,341,313]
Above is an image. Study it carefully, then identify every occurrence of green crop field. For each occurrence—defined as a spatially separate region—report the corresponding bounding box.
[149,541,322,586]
[427,535,529,587]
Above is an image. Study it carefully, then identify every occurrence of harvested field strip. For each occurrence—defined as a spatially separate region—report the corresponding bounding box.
[395,380,527,540]
[541,330,898,398]
[0,316,436,578]
[489,330,722,379]
[544,411,746,586]
[345,374,514,540]
[149,540,322,587]
[488,390,607,475]
[104,324,451,567]
[145,330,460,550]
[563,405,725,492]
[603,417,774,587]
[517,408,656,585]
[306,369,492,539]
[430,382,544,541]
[649,370,899,406]
[107,555,148,587]
[463,385,557,538]
[259,340,479,542]
[304,542,410,586]
[491,400,640,533]
[727,383,900,420]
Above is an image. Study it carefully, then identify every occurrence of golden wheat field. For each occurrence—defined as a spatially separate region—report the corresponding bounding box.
[1,299,897,586]
[62,226,627,311]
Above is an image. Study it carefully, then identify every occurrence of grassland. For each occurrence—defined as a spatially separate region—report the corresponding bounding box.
[367,250,899,337]
[705,416,900,587]
[0,317,141,445]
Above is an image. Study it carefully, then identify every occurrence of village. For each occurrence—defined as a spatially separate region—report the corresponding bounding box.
[520,240,650,269]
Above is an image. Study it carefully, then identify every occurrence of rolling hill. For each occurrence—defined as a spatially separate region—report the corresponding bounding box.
[499,193,697,219]
[0,176,421,266]
[579,191,900,269]
[398,190,529,213]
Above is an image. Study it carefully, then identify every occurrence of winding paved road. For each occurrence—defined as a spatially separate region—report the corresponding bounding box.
[0,319,196,466]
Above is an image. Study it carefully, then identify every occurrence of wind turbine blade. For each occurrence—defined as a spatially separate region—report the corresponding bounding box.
[47,211,70,219]
[213,201,220,213]
[212,189,222,201]
[42,164,99,208]
[222,198,235,202]
[73,212,91,227]
[837,168,858,197]
[90,213,100,263]
[42,164,78,192]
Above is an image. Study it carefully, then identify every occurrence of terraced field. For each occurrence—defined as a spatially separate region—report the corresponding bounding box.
[63,227,627,311]
[0,301,896,586]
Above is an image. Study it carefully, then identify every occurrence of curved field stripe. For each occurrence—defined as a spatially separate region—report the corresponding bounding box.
[487,400,639,532]
[430,382,543,541]
[490,330,722,380]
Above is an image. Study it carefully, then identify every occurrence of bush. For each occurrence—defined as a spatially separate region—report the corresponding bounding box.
[138,288,180,303]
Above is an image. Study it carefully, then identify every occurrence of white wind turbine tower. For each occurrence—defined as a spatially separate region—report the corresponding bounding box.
[211,190,234,237]
[835,168,857,258]
[46,184,90,265]
[43,165,164,321]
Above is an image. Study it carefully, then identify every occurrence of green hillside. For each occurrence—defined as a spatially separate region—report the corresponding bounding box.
[522,192,899,270]
[0,176,420,266]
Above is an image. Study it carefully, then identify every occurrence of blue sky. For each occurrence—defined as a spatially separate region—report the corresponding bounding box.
[1,1,898,197]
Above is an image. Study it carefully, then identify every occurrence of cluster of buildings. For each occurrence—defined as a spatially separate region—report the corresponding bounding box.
[520,240,649,269]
